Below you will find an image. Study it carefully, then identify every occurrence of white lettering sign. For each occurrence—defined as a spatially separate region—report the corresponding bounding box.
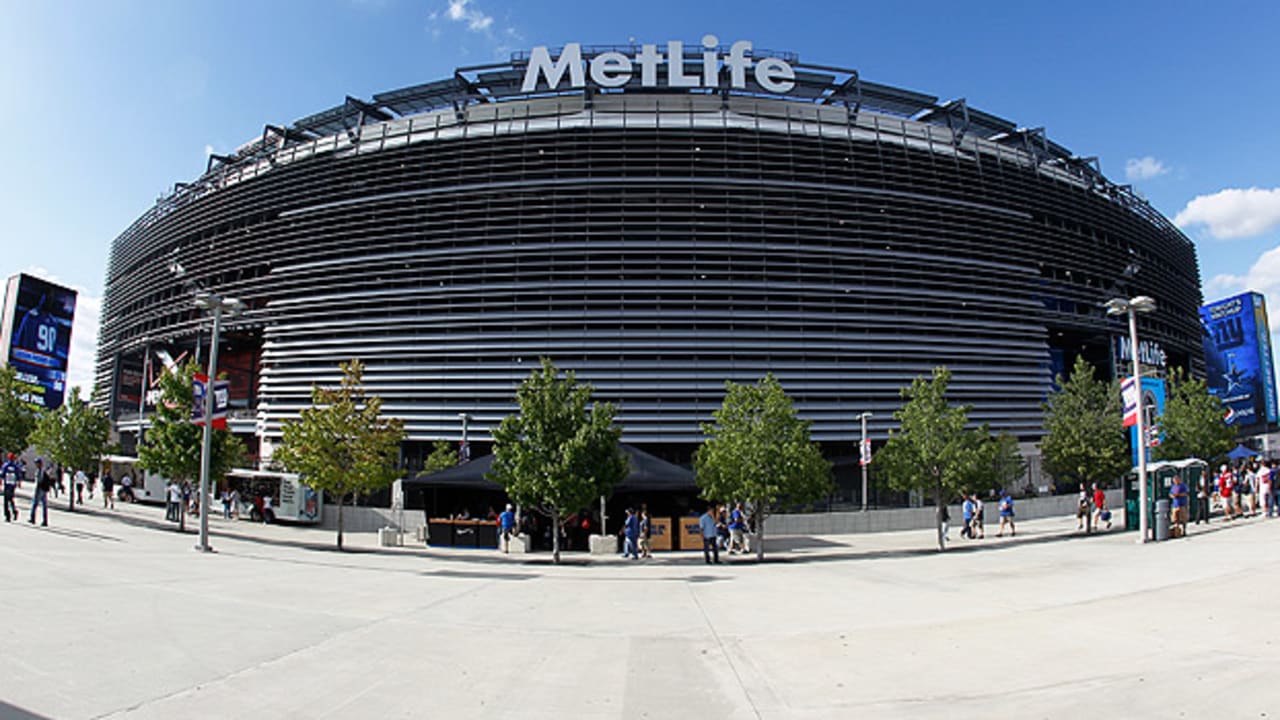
[521,36,796,94]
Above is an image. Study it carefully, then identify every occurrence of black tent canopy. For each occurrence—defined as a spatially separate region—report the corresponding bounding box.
[403,444,697,494]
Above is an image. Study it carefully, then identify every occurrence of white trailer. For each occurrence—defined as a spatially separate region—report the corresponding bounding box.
[225,469,323,524]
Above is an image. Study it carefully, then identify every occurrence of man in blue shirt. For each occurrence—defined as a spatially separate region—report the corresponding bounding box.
[498,503,517,553]
[997,491,1015,537]
[699,505,721,564]
[961,496,975,539]
[621,508,640,559]
[1,453,22,522]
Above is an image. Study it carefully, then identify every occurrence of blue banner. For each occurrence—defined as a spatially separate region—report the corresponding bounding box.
[1201,292,1279,429]
[1131,377,1166,466]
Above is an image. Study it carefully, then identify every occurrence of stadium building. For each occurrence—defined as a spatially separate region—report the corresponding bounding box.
[94,39,1203,497]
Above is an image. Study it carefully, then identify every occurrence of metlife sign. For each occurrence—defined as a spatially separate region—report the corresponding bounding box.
[521,37,796,95]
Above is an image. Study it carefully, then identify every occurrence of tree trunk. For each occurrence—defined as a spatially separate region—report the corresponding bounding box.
[935,482,946,552]
[551,507,561,564]
[179,482,186,533]
[755,509,766,562]
[1085,488,1093,534]
[64,464,72,512]
[337,493,345,550]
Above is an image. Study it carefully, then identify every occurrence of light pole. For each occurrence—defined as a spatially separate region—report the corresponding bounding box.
[193,292,244,553]
[1106,295,1157,543]
[458,412,473,463]
[857,412,873,511]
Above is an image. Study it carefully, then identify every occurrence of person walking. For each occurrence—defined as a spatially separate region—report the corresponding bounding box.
[699,505,721,564]
[973,494,985,539]
[28,459,53,526]
[1170,475,1189,535]
[639,508,653,559]
[73,469,87,505]
[1269,461,1280,519]
[119,472,134,502]
[961,495,975,539]
[262,493,273,524]
[1,453,22,522]
[996,491,1015,537]
[1195,473,1211,524]
[1217,465,1235,520]
[728,502,747,553]
[1092,484,1111,530]
[499,503,516,553]
[619,508,640,559]
[101,471,115,509]
[221,489,232,519]
[165,480,181,522]
[1076,484,1089,530]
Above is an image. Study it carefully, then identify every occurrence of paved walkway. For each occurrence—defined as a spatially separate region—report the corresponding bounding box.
[2,489,1278,719]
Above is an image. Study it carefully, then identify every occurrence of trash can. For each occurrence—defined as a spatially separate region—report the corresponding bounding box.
[1154,498,1171,542]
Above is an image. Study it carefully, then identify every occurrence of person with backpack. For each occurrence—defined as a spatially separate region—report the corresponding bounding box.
[100,471,115,510]
[997,491,1015,537]
[29,459,53,526]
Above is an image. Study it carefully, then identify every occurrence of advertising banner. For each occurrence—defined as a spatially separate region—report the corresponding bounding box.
[1121,378,1139,427]
[1,274,77,410]
[1130,378,1165,467]
[192,373,230,429]
[1200,292,1279,430]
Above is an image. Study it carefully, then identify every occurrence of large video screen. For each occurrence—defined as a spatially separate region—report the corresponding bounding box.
[1200,291,1278,430]
[2,274,77,410]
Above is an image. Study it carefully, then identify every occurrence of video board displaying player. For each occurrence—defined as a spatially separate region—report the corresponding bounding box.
[2,274,77,410]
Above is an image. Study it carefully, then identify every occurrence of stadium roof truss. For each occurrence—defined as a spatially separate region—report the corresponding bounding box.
[158,43,1163,239]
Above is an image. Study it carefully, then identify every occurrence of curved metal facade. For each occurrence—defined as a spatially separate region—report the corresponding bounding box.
[95,84,1203,454]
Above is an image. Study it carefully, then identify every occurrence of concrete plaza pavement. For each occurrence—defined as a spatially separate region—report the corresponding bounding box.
[2,495,1278,719]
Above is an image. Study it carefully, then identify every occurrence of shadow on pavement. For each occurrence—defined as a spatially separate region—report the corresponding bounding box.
[0,701,50,719]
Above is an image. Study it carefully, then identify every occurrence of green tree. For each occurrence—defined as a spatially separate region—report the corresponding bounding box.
[423,440,459,474]
[488,358,627,564]
[1040,356,1129,533]
[137,361,245,531]
[1154,368,1236,467]
[0,365,37,456]
[987,433,1028,494]
[274,359,405,550]
[876,367,989,551]
[694,374,832,561]
[29,386,112,511]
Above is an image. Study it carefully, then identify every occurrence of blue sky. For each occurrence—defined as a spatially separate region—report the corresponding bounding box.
[2,0,1278,391]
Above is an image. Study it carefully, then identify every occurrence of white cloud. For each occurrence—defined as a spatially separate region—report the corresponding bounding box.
[1124,156,1169,181]
[1175,187,1280,240]
[445,0,493,31]
[18,267,101,398]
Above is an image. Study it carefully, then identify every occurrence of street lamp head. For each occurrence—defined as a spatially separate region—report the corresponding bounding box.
[857,412,873,420]
[193,292,213,310]
[1130,296,1157,313]
[1103,298,1129,316]
[222,297,246,316]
